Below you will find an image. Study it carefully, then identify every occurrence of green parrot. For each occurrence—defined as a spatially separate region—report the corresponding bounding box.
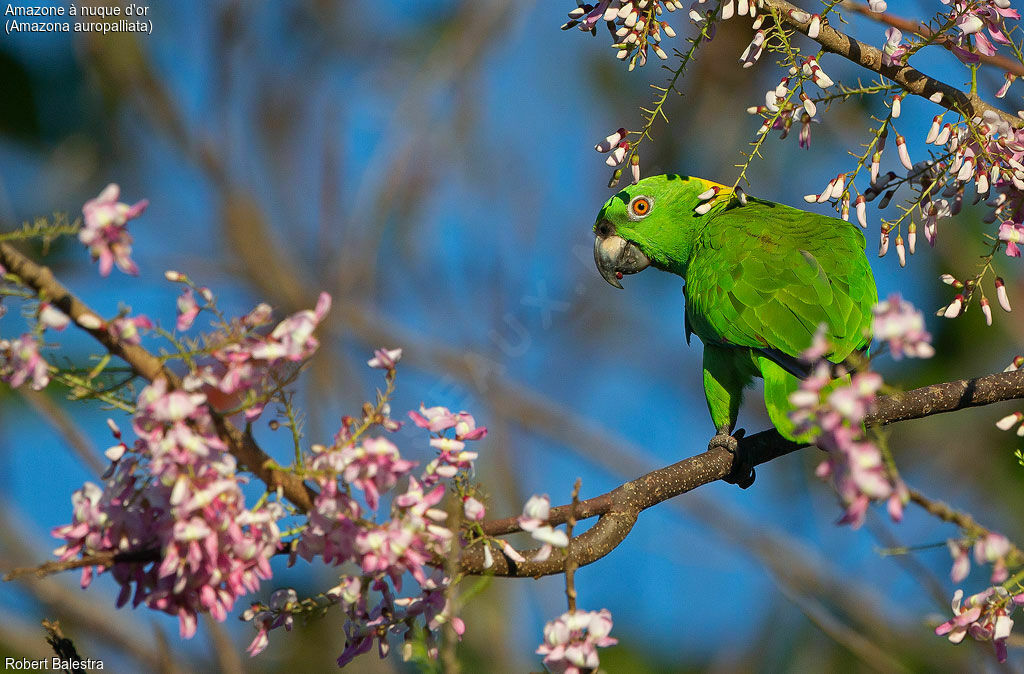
[593,174,877,487]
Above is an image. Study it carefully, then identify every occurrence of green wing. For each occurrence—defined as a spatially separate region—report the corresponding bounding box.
[685,198,876,366]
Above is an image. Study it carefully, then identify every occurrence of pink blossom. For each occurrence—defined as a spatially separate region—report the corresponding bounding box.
[338,437,415,511]
[501,540,526,563]
[367,347,402,369]
[998,221,1024,256]
[943,0,1018,63]
[406,405,486,484]
[948,539,972,582]
[996,277,1012,312]
[295,478,362,566]
[79,183,147,276]
[423,438,478,483]
[249,292,331,362]
[0,334,50,390]
[935,586,1022,663]
[517,494,568,559]
[974,533,1012,583]
[881,27,907,66]
[453,412,487,441]
[109,315,153,345]
[518,494,552,531]
[408,405,457,432]
[562,0,679,70]
[594,128,627,154]
[537,609,618,674]
[176,288,200,331]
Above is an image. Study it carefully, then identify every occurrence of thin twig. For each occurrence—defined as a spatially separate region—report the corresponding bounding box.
[564,478,582,614]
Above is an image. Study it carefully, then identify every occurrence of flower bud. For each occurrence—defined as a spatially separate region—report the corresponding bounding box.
[855,195,867,228]
[595,128,627,153]
[996,277,1011,312]
[996,411,1023,430]
[981,296,993,326]
[896,135,912,170]
[943,294,963,318]
[807,13,821,39]
[926,115,942,144]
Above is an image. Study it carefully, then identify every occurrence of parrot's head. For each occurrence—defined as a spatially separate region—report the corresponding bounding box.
[593,174,723,288]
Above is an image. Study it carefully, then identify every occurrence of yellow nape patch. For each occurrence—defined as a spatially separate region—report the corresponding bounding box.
[694,177,732,194]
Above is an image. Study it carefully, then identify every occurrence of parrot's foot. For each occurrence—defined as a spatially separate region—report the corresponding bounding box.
[709,428,755,489]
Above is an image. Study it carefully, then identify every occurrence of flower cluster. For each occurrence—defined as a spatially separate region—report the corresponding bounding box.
[747,57,834,151]
[246,351,486,668]
[805,94,1024,327]
[334,569,465,666]
[243,588,298,656]
[940,0,1018,64]
[168,282,332,420]
[79,183,148,277]
[594,128,640,185]
[936,586,1024,663]
[536,609,618,674]
[51,378,285,639]
[789,324,913,528]
[562,1,680,71]
[936,272,1011,327]
[408,404,487,483]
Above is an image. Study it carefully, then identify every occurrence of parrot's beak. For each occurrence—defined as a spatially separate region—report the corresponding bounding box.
[594,233,650,289]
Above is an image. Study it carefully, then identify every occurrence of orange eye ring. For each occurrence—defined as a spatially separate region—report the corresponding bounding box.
[629,195,653,219]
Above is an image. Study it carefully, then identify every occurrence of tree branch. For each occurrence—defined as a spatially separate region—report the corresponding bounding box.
[464,368,1024,577]
[764,0,1021,128]
[0,241,317,513]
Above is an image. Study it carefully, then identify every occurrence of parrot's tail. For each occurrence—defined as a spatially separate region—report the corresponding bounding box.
[757,356,857,443]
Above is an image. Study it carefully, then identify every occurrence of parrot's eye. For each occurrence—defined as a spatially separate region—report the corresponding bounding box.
[628,195,653,220]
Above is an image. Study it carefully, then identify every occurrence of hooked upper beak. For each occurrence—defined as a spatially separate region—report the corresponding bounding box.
[594,231,650,289]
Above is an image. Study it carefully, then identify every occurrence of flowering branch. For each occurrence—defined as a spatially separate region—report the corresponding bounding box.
[0,240,317,513]
[5,548,160,581]
[465,368,1024,577]
[763,0,1021,128]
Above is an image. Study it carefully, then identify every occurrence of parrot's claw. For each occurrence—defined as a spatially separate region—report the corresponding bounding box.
[709,428,755,489]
